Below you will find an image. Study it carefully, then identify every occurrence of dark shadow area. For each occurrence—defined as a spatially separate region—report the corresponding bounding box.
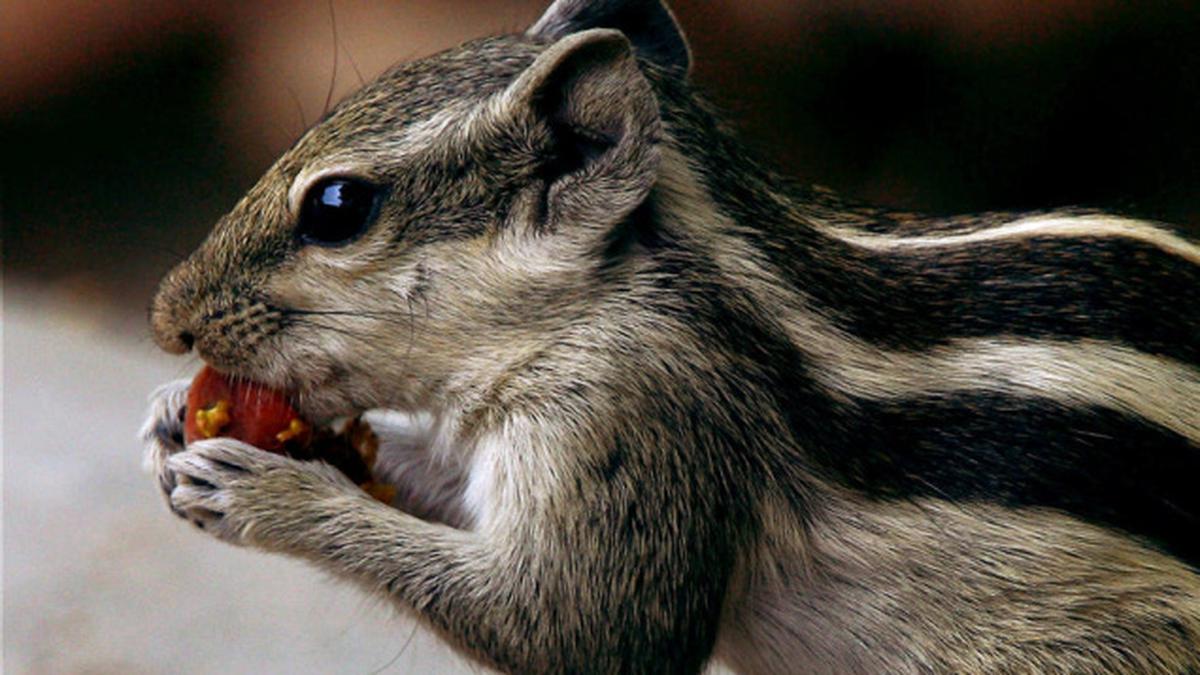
[680,1,1200,224]
[1,30,254,314]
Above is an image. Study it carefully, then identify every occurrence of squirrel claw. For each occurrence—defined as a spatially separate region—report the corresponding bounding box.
[166,437,361,548]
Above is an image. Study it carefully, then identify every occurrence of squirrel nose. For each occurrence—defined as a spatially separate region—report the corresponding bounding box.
[152,319,196,355]
[168,330,196,354]
[149,278,197,355]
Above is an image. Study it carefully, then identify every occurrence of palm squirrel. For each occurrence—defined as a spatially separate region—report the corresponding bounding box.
[142,0,1200,672]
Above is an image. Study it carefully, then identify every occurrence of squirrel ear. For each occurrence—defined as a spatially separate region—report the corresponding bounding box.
[528,0,691,78]
[503,29,662,233]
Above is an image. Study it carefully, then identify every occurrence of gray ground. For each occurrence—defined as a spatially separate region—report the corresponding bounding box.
[3,283,476,674]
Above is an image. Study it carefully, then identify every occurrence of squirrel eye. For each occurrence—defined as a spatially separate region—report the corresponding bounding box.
[296,177,381,246]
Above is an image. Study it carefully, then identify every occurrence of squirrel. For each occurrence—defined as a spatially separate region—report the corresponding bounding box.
[142,0,1200,672]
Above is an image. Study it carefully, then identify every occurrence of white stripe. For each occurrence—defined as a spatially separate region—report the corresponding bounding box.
[803,333,1200,444]
[823,215,1200,265]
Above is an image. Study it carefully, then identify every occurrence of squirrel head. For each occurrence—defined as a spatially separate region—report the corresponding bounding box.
[150,0,692,420]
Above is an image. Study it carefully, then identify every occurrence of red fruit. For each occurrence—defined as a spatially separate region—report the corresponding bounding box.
[184,366,311,453]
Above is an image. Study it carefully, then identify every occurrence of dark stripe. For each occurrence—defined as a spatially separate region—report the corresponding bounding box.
[818,393,1200,567]
[789,233,1200,364]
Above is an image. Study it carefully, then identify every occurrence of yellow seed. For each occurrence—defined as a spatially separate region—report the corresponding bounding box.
[194,400,231,439]
[276,418,309,444]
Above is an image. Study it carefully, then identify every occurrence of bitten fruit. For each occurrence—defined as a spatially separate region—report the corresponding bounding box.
[184,365,312,451]
[182,365,396,504]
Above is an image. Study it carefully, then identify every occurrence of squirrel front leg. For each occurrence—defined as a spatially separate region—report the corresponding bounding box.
[141,385,471,529]
[164,432,730,674]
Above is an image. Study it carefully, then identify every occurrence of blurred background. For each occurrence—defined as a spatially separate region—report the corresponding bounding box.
[2,0,1198,672]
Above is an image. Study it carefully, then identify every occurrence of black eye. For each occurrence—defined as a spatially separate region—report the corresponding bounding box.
[296,177,382,246]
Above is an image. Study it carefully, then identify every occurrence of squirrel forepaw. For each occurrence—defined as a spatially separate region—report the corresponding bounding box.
[141,379,191,513]
[166,438,363,548]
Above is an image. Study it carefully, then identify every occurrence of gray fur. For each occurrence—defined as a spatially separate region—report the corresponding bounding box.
[144,1,1200,672]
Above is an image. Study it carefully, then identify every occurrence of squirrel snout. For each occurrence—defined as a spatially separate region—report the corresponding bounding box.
[149,279,197,355]
[158,328,195,355]
[150,305,195,355]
